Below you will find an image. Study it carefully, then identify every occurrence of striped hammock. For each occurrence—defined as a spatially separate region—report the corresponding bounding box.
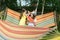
[0,8,56,40]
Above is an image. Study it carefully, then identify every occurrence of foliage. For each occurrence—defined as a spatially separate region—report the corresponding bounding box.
[40,29,60,40]
[0,0,6,12]
[0,0,59,13]
[5,0,59,13]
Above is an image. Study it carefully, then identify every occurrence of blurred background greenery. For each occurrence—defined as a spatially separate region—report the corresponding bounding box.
[0,0,60,16]
[5,0,60,14]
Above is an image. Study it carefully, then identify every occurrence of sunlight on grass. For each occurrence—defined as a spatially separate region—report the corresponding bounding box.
[40,29,60,40]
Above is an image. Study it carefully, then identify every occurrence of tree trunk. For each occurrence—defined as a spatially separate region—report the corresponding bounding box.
[41,0,45,15]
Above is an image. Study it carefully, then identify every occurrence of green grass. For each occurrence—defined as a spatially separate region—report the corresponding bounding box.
[40,29,60,40]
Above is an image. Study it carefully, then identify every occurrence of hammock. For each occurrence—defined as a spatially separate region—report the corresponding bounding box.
[6,8,56,27]
[0,8,56,40]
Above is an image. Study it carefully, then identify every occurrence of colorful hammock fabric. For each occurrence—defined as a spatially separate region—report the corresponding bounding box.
[6,8,20,25]
[0,8,56,40]
[0,20,50,40]
[35,12,55,27]
[6,8,56,27]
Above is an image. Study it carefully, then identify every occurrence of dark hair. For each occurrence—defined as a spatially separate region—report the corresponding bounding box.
[30,14,35,19]
[22,9,25,12]
[33,14,35,19]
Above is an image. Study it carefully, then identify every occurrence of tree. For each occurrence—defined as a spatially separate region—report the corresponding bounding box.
[41,0,45,14]
[5,0,60,14]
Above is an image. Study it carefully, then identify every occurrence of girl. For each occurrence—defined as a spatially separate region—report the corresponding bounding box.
[19,9,27,26]
[27,11,36,27]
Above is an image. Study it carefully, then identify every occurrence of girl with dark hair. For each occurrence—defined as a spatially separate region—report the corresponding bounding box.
[27,11,36,27]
